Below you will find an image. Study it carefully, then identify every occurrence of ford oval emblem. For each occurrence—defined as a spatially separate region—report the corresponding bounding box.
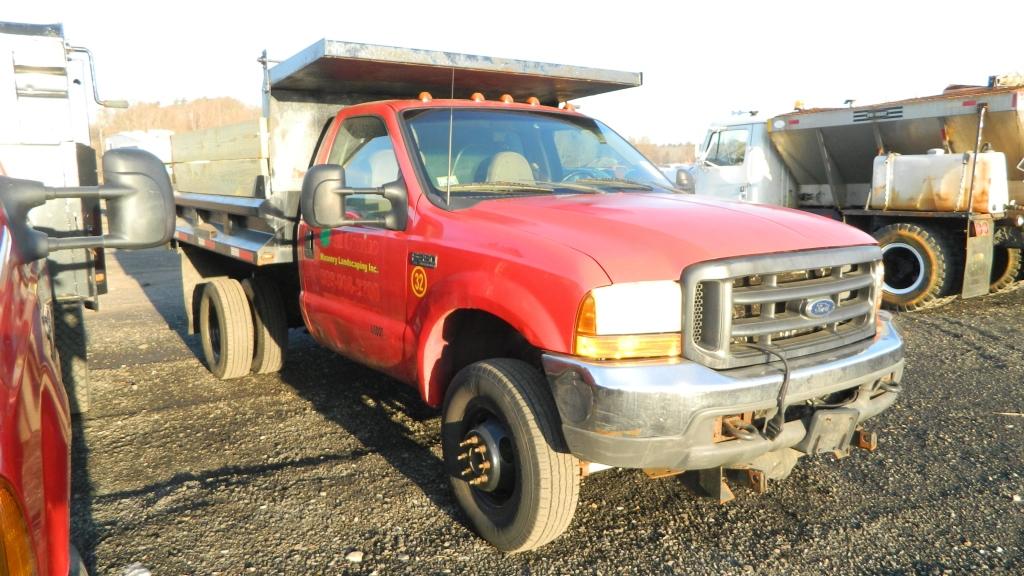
[804,298,836,318]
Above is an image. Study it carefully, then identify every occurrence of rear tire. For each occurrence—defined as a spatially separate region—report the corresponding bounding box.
[55,300,90,414]
[873,223,956,311]
[199,278,254,379]
[990,228,1022,293]
[242,277,288,374]
[442,359,580,552]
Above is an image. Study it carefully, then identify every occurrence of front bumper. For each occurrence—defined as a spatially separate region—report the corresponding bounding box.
[542,312,904,470]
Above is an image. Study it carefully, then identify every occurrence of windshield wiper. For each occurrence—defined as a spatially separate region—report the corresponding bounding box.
[571,178,655,191]
[447,182,556,194]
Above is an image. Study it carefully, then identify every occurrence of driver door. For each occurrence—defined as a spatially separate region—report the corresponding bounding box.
[695,127,751,201]
[299,114,408,374]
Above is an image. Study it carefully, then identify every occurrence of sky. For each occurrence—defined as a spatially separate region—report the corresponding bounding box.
[5,1,1023,144]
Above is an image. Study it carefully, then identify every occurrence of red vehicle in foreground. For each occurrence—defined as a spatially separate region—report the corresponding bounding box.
[0,151,173,575]
[173,40,906,551]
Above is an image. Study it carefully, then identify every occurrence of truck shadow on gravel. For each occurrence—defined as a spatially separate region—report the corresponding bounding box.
[70,417,98,573]
[112,248,202,358]
[277,337,471,531]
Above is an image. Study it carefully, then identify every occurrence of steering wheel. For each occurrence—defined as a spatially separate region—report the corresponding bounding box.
[452,144,492,182]
[560,167,607,182]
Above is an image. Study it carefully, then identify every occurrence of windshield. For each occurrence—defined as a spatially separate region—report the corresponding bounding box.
[403,108,675,206]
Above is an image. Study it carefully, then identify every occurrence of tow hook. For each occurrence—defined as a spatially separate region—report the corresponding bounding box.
[723,417,759,441]
[854,427,878,451]
[877,372,902,394]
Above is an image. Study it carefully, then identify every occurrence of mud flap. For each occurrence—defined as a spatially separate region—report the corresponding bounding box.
[793,408,860,455]
[962,216,994,299]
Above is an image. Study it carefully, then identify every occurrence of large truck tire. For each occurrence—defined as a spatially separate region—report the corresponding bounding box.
[442,359,580,552]
[199,278,254,380]
[242,277,288,374]
[873,223,956,312]
[54,300,90,414]
[990,228,1022,293]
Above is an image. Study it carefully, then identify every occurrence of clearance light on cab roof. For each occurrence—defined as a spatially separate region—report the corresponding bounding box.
[527,96,540,106]
[418,91,432,102]
[499,94,514,104]
[470,92,486,102]
[573,282,683,360]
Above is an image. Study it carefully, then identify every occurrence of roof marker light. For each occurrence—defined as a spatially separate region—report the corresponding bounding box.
[499,94,514,104]
[470,92,486,102]
[418,91,432,102]
[526,96,540,106]
[562,102,576,112]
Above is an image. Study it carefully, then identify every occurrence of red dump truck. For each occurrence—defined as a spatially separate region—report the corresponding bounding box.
[171,39,905,551]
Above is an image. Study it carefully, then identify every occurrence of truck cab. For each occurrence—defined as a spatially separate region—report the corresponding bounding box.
[692,117,796,207]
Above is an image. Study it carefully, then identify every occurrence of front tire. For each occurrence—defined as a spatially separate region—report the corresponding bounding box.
[199,278,254,379]
[442,359,580,552]
[873,223,956,311]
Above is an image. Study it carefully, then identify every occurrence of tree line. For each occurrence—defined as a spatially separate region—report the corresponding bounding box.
[91,98,696,166]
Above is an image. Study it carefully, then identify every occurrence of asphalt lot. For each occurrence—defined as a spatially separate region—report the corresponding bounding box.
[73,247,1023,575]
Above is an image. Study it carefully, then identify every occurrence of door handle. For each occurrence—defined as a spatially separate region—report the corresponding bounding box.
[304,231,315,259]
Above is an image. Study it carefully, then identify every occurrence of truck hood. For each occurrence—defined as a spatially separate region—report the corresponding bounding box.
[465,193,876,283]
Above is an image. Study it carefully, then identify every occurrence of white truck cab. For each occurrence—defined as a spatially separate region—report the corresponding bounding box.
[693,116,795,207]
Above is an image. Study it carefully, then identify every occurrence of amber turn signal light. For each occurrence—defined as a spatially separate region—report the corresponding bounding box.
[0,483,36,576]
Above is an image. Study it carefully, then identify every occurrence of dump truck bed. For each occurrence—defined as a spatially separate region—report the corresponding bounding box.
[766,84,1024,208]
[270,39,641,104]
[173,39,641,266]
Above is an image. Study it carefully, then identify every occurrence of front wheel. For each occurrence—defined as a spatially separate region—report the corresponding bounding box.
[442,359,580,552]
[873,223,957,311]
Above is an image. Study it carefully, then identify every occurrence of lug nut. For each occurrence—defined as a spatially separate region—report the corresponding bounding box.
[457,452,470,461]
[469,476,488,486]
[459,437,480,447]
[473,445,487,454]
[478,461,491,470]
[460,467,473,477]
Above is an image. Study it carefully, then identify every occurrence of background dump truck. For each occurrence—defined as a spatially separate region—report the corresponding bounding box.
[171,39,904,551]
[687,75,1024,311]
[0,21,128,412]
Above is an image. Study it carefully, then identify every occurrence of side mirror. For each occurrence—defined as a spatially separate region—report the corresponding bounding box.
[674,168,695,194]
[0,148,174,263]
[300,164,408,230]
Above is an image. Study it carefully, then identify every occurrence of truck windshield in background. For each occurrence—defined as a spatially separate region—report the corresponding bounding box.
[403,108,674,205]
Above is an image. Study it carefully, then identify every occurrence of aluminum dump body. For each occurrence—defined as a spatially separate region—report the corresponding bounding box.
[766,85,1024,209]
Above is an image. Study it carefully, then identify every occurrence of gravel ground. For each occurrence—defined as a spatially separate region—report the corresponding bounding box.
[72,247,1024,575]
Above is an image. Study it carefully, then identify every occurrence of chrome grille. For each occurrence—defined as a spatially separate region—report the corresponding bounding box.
[682,246,882,370]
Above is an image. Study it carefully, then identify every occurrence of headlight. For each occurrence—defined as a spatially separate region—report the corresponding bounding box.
[574,281,682,360]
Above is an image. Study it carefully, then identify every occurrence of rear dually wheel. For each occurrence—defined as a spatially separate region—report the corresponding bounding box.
[199,278,254,379]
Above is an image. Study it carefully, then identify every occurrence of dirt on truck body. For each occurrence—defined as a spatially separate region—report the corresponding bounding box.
[170,38,905,551]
